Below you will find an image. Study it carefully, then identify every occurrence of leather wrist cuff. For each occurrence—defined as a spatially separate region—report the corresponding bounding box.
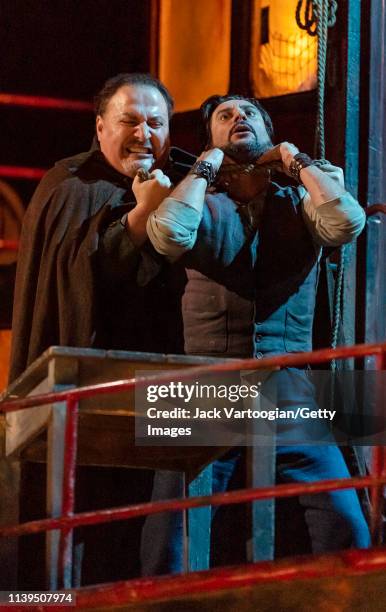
[288,153,315,183]
[189,160,217,186]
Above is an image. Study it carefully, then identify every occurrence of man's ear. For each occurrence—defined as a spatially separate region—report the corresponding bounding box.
[95,115,103,139]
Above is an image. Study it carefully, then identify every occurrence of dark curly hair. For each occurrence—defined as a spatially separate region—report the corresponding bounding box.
[94,73,174,118]
[199,94,274,147]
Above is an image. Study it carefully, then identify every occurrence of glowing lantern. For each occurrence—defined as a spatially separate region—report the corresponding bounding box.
[251,0,317,98]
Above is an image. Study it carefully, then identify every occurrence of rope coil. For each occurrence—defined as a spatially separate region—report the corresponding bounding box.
[296,0,337,35]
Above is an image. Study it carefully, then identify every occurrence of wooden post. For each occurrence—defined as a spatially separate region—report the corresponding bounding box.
[45,357,78,589]
[188,464,213,571]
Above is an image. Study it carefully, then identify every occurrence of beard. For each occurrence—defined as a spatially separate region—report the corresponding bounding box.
[222,127,272,164]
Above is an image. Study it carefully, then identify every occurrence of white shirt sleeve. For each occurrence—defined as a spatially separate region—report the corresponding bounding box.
[146,197,202,259]
[300,164,366,246]
[147,164,367,259]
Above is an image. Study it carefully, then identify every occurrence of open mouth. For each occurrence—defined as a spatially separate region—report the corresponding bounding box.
[232,124,253,136]
[126,146,153,156]
[231,125,256,141]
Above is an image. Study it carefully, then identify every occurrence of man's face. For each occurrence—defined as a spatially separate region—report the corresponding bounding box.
[96,84,170,178]
[209,99,272,163]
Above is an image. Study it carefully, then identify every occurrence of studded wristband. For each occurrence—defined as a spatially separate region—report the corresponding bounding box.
[288,153,315,184]
[189,160,217,186]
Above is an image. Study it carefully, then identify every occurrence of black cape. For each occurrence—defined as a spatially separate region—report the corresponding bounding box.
[9,147,193,383]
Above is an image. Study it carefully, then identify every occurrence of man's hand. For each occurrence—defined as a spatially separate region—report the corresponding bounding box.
[196,147,224,175]
[132,169,173,213]
[163,147,224,205]
[125,169,172,247]
[258,142,349,210]
[257,142,300,176]
[146,148,224,259]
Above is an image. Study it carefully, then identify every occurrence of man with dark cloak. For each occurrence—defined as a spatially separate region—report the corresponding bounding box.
[9,73,190,383]
[8,73,198,582]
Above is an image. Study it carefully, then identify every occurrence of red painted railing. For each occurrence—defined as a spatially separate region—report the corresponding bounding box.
[65,547,386,609]
[1,341,386,604]
[0,165,46,180]
[0,91,93,181]
[0,92,93,112]
[0,239,19,251]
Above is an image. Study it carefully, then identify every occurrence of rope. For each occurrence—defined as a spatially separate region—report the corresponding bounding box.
[296,0,337,34]
[331,247,345,370]
[315,0,328,159]
[316,0,343,369]
[295,0,337,158]
[296,1,341,369]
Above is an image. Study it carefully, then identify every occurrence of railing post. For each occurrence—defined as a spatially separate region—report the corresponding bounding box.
[370,352,386,544]
[58,396,79,588]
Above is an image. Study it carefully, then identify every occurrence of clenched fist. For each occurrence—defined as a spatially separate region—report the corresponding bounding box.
[132,168,173,213]
[257,142,300,176]
[197,147,224,175]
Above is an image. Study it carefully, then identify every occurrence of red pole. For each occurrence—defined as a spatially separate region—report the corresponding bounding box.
[370,351,386,543]
[0,165,46,180]
[0,92,93,112]
[72,547,386,609]
[1,474,385,539]
[0,239,19,251]
[3,342,386,414]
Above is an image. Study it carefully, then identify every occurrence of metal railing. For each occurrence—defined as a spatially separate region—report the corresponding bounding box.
[1,341,386,603]
[0,91,93,181]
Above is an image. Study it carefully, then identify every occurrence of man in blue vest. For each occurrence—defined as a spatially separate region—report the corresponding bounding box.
[138,94,370,573]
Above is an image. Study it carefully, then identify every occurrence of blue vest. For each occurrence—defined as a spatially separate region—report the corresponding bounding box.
[181,183,319,358]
